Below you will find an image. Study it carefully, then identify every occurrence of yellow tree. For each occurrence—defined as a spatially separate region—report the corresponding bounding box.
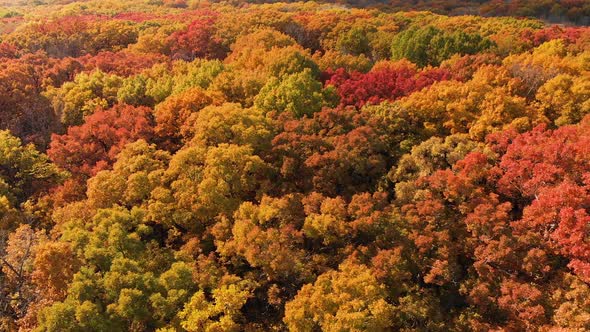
[284,260,393,332]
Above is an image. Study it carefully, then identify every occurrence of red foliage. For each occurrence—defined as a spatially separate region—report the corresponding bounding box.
[493,122,590,199]
[272,107,390,197]
[47,104,154,178]
[32,14,105,35]
[497,280,546,328]
[0,53,65,147]
[0,42,18,59]
[43,57,84,87]
[77,51,167,76]
[489,116,590,282]
[440,53,501,81]
[553,208,590,282]
[522,25,590,47]
[168,12,228,60]
[325,65,452,108]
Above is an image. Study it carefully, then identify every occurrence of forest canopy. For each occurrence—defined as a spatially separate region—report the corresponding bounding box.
[0,0,589,331]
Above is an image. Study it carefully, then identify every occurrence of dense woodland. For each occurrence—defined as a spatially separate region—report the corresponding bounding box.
[0,0,589,331]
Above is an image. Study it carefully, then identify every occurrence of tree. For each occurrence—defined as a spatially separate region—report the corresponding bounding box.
[0,54,61,147]
[336,26,371,56]
[226,28,297,63]
[153,87,215,150]
[86,140,170,209]
[0,42,17,59]
[548,273,590,330]
[325,60,452,108]
[534,74,590,126]
[312,50,372,73]
[219,43,319,107]
[0,130,65,204]
[391,26,495,67]
[35,207,159,331]
[387,134,481,192]
[117,74,155,107]
[284,260,393,332]
[83,20,138,54]
[170,59,225,96]
[187,103,275,154]
[216,195,308,282]
[272,106,393,196]
[168,13,228,61]
[4,16,91,58]
[79,51,166,77]
[179,281,253,332]
[255,68,336,118]
[1,225,46,324]
[209,68,266,107]
[394,65,541,142]
[147,144,274,233]
[44,70,123,126]
[31,241,79,301]
[47,104,153,179]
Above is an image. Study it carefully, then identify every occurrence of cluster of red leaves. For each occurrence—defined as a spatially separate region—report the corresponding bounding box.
[0,42,17,59]
[33,15,105,34]
[272,107,391,197]
[490,118,590,282]
[77,51,168,76]
[325,65,453,108]
[522,25,590,46]
[47,104,153,178]
[168,11,228,60]
[394,116,590,329]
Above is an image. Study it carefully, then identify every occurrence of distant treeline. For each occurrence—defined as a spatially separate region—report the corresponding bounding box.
[2,0,589,24]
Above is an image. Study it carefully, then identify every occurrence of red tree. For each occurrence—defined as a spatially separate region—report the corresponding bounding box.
[521,26,590,47]
[325,64,452,108]
[168,12,228,61]
[47,104,154,179]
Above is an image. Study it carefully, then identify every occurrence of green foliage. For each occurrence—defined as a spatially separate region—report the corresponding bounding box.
[45,70,123,126]
[391,26,495,67]
[0,8,21,18]
[118,74,155,107]
[255,68,337,118]
[170,59,225,96]
[0,130,65,203]
[336,26,371,56]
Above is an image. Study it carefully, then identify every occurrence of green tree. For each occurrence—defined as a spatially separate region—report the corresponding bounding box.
[336,26,371,56]
[391,26,494,67]
[44,70,123,126]
[0,130,65,204]
[255,69,337,118]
